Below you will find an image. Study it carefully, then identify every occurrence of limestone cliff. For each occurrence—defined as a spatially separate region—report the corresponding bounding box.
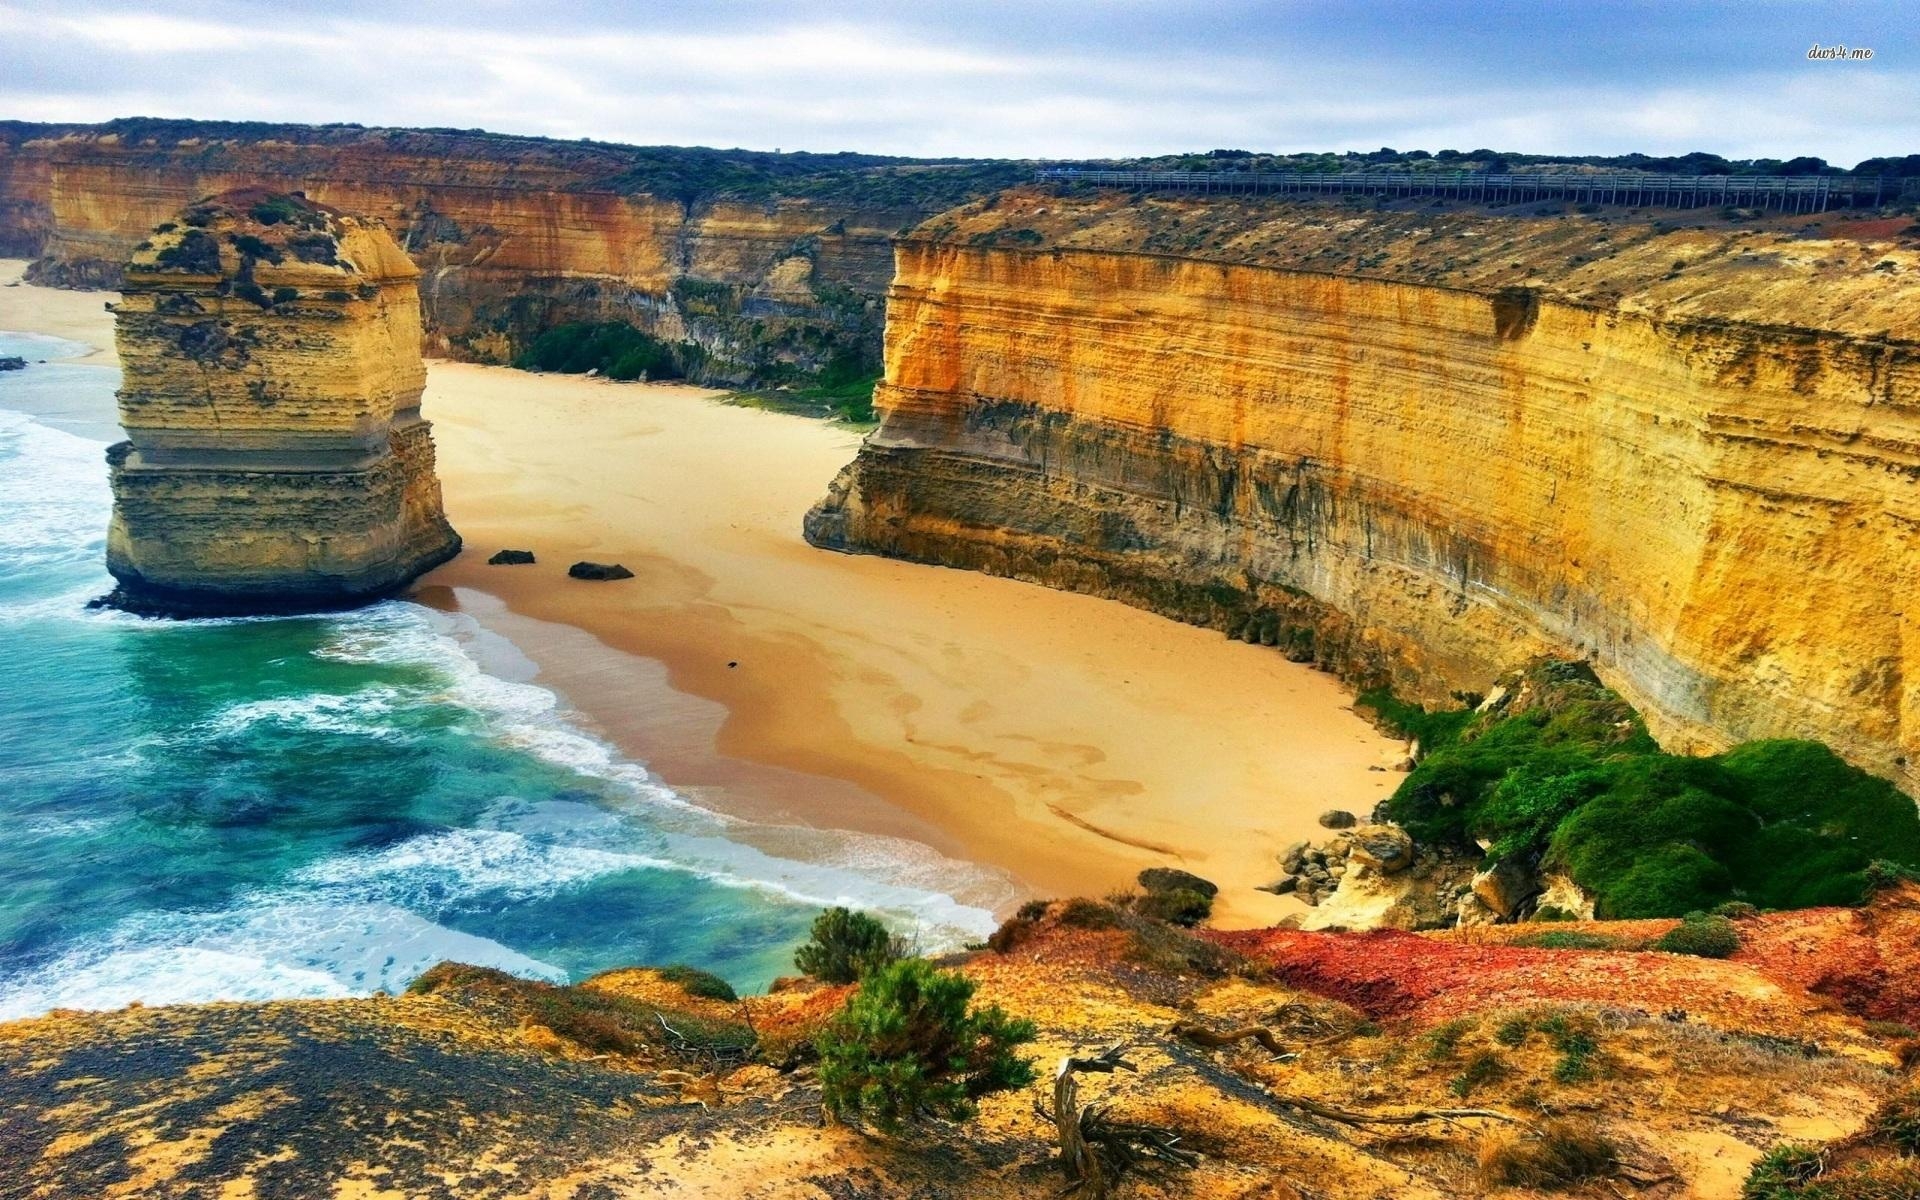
[0,120,1023,382]
[104,189,460,614]
[809,189,1920,792]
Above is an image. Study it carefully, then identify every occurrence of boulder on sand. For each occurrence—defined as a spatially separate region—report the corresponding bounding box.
[1318,809,1357,830]
[568,561,634,581]
[488,549,535,565]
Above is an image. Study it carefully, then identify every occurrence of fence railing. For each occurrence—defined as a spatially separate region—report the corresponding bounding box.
[1033,168,1912,213]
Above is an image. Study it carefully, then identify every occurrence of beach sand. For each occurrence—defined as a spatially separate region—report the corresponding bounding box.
[0,259,1408,928]
[418,366,1409,927]
[0,263,116,351]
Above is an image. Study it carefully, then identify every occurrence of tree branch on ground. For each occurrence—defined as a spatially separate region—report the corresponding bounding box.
[1037,1042,1199,1199]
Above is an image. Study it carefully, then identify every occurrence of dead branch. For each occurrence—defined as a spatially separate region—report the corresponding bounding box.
[1168,1019,1291,1056]
[1041,1043,1197,1199]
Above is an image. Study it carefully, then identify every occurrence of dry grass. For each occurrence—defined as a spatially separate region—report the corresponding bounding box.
[1477,1120,1619,1189]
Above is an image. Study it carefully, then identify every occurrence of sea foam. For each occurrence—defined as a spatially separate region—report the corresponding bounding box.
[0,397,1008,1020]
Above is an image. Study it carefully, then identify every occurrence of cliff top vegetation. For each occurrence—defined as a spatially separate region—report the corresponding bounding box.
[913,186,1920,340]
[9,890,1920,1196]
[7,118,1915,211]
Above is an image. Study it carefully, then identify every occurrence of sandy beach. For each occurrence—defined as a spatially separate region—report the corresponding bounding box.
[0,259,1406,928]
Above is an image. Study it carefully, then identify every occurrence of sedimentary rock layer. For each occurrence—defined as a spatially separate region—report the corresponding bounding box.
[105,190,460,613]
[810,191,1920,792]
[0,121,1018,380]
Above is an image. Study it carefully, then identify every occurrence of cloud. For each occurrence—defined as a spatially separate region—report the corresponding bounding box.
[0,0,1913,163]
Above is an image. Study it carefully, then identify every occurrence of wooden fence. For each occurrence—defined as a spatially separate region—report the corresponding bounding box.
[1033,168,1913,213]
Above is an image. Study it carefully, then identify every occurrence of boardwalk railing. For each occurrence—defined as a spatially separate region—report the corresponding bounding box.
[1033,168,1911,213]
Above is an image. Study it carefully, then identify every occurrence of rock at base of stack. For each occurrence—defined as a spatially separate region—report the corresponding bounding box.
[102,189,459,615]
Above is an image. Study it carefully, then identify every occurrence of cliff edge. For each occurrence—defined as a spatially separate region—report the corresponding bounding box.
[808,188,1920,792]
[103,189,460,614]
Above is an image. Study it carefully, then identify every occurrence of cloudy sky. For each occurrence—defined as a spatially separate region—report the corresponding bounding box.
[3,1,1913,165]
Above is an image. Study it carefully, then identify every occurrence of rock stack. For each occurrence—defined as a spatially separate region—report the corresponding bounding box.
[103,190,459,614]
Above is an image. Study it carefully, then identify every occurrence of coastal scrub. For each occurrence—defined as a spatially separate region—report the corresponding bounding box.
[1378,662,1920,918]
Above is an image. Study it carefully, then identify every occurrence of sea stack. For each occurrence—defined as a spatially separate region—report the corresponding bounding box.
[103,189,460,614]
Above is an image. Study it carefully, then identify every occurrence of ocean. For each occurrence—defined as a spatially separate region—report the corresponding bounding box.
[0,329,1001,1021]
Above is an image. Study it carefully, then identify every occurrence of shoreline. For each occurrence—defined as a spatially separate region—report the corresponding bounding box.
[415,364,1409,929]
[0,258,1408,930]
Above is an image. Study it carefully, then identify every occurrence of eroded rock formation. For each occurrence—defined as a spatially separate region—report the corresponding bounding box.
[103,189,460,614]
[0,120,1022,381]
[808,189,1920,792]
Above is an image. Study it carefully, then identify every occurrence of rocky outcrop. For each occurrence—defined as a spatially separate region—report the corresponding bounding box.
[807,188,1920,794]
[0,120,1022,382]
[103,190,460,614]
[1268,826,1476,930]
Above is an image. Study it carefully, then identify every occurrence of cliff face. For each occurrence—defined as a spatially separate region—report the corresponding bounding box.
[0,122,1019,382]
[809,190,1920,792]
[105,189,460,614]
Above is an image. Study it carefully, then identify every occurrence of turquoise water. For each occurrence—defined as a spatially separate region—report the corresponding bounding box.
[0,332,999,1019]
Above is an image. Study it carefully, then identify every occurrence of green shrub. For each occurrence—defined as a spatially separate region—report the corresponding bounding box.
[271,286,298,306]
[1423,1018,1476,1061]
[656,964,739,1003]
[1057,897,1123,929]
[1870,1090,1920,1153]
[1495,1016,1532,1046]
[154,230,221,273]
[1653,913,1741,958]
[1129,887,1213,927]
[1742,1145,1826,1199]
[249,195,324,229]
[1355,684,1474,751]
[228,233,283,263]
[817,958,1036,1130]
[1450,1049,1507,1098]
[1538,1013,1600,1083]
[1866,859,1919,891]
[787,348,880,422]
[1512,930,1627,951]
[1713,900,1761,919]
[794,906,903,984]
[1379,663,1920,918]
[514,321,688,381]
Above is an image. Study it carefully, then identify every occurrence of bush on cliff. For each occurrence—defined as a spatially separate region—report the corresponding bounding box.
[797,349,880,422]
[794,906,905,984]
[1651,912,1742,958]
[1378,664,1920,919]
[513,321,689,381]
[817,958,1036,1131]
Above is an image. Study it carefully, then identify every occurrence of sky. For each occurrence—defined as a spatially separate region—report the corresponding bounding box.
[2,1,1915,165]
